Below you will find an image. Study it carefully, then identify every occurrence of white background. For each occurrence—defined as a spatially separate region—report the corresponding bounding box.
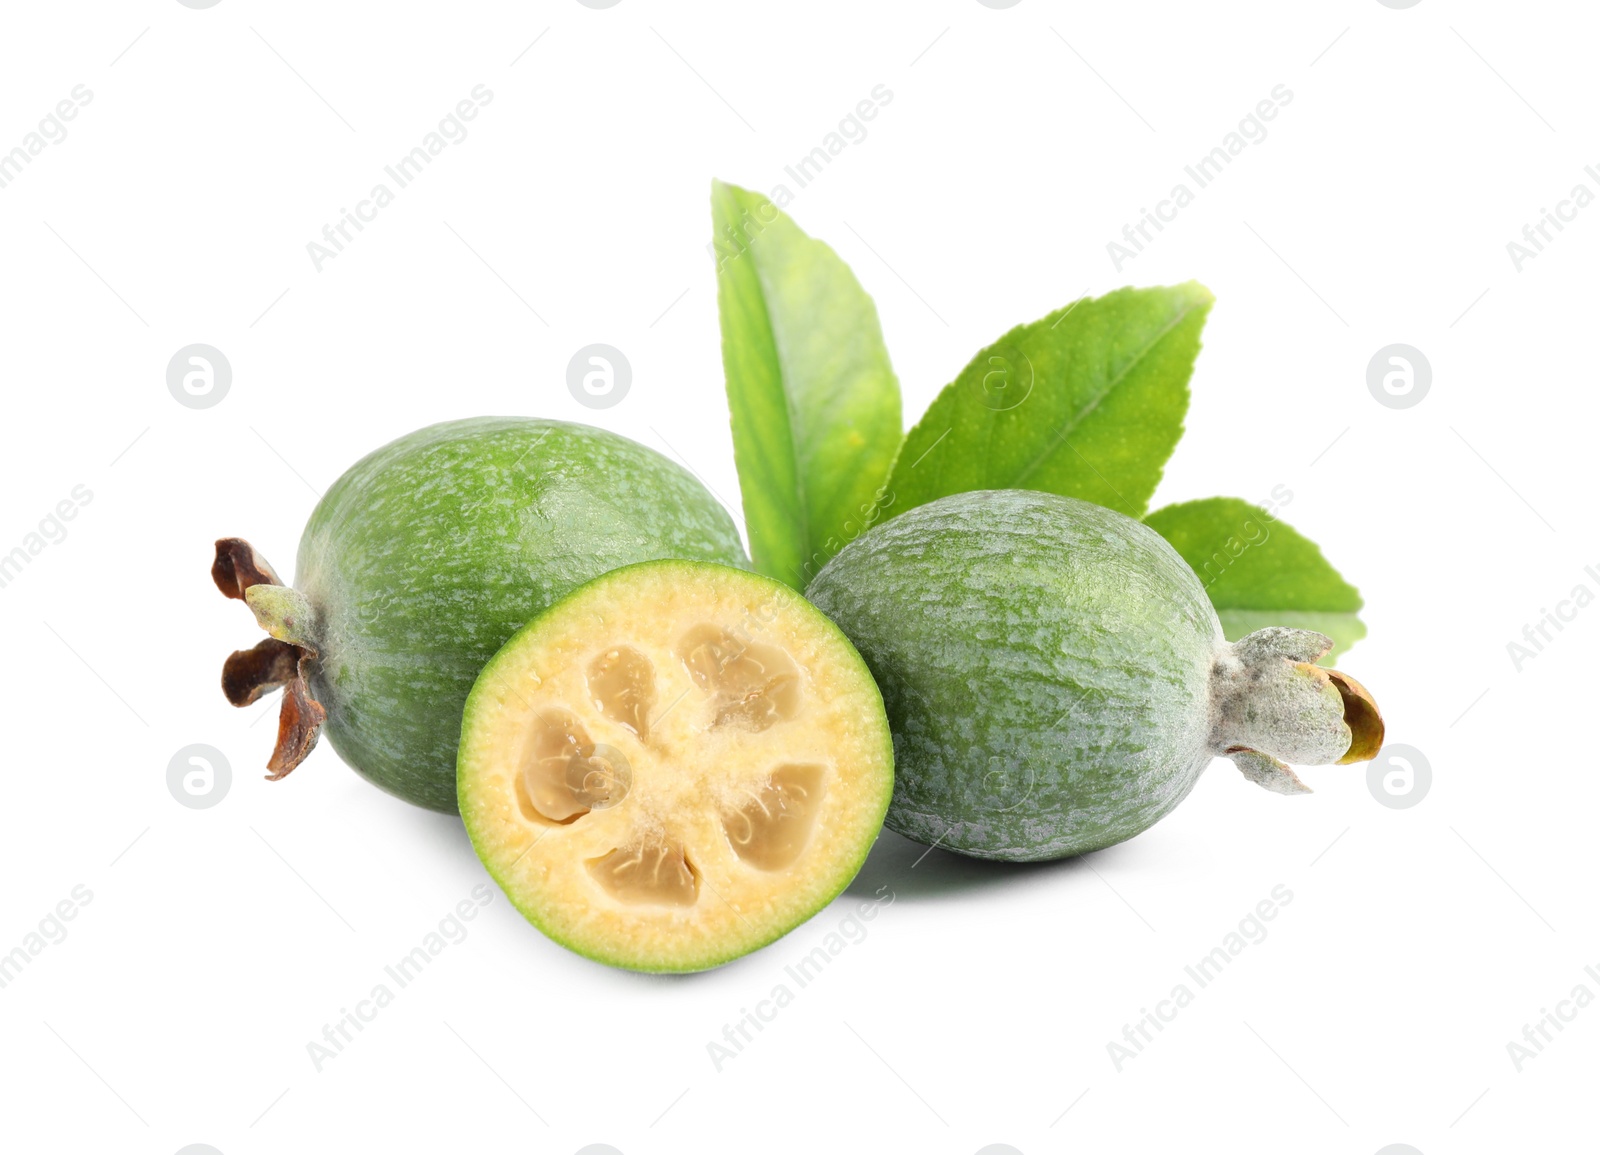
[0,2,1592,1153]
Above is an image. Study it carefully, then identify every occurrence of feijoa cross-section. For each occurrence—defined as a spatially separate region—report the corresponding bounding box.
[457,560,894,973]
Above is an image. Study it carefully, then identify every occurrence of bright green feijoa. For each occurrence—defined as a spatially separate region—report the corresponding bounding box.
[804,490,1384,862]
[212,417,747,812]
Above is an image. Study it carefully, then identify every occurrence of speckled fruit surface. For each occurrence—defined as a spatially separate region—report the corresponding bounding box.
[806,489,1381,861]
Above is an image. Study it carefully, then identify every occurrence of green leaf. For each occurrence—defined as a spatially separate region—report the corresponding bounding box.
[1143,497,1366,662]
[886,282,1212,520]
[711,180,902,590]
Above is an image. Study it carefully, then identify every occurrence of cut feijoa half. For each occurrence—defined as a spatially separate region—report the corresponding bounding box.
[458,560,894,973]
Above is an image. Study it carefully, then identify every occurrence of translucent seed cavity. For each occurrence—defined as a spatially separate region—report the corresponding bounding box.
[586,842,699,906]
[519,708,630,823]
[676,624,802,733]
[586,645,657,741]
[723,764,827,871]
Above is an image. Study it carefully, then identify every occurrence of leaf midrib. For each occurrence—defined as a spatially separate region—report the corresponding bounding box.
[749,242,813,567]
[1009,297,1205,488]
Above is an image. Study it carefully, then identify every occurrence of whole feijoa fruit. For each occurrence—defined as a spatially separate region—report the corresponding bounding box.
[213,417,747,812]
[804,489,1383,862]
[458,559,894,972]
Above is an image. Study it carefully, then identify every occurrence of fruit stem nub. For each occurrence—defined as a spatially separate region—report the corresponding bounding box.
[212,538,327,780]
[1209,627,1385,795]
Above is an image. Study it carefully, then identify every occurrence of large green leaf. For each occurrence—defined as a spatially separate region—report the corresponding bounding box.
[886,283,1212,520]
[711,180,902,590]
[1143,497,1366,661]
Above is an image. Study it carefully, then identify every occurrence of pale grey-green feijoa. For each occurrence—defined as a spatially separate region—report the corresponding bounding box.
[212,417,747,812]
[804,489,1383,861]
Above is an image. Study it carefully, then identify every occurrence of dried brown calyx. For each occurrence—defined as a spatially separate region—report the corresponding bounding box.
[1209,627,1386,795]
[212,537,325,780]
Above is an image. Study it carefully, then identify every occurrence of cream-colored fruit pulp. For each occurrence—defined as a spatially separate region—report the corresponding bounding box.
[459,567,891,971]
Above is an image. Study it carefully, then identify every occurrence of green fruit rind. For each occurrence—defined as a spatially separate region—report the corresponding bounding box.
[228,418,748,812]
[805,490,1383,862]
[808,490,1219,860]
[458,560,895,973]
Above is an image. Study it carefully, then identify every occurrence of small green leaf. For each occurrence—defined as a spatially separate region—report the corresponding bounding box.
[1143,497,1366,661]
[711,180,902,590]
[887,283,1212,520]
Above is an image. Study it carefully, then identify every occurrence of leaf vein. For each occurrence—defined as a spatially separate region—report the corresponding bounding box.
[1010,297,1206,488]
